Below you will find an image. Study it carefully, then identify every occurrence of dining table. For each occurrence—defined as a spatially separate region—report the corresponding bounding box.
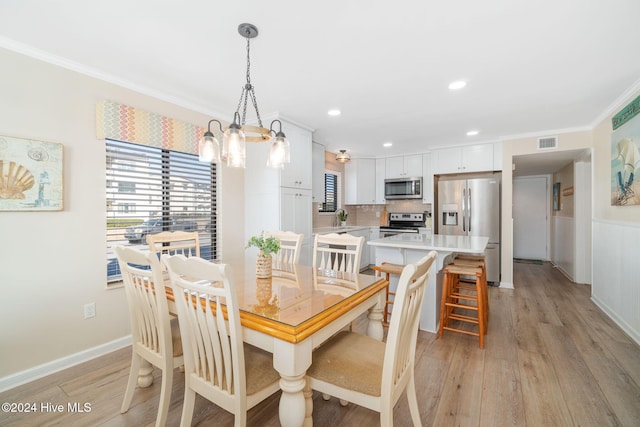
[139,260,388,427]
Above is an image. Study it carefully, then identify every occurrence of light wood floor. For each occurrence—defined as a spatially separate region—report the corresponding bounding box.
[2,262,640,426]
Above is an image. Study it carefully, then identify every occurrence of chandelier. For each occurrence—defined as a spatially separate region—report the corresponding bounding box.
[199,23,290,169]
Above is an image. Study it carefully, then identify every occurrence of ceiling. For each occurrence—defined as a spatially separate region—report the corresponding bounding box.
[1,1,639,170]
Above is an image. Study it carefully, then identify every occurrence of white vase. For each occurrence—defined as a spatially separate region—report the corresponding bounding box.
[340,221,347,226]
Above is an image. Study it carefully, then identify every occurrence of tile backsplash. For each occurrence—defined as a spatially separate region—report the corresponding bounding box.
[313,200,432,228]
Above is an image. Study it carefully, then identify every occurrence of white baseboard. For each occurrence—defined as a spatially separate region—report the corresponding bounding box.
[0,335,132,393]
[591,296,640,347]
[499,281,514,289]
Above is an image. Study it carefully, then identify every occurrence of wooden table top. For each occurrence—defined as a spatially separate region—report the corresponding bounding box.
[165,264,387,344]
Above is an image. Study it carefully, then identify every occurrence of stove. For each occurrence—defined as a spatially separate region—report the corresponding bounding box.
[379,212,427,237]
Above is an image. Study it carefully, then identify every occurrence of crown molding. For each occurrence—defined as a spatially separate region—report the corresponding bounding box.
[498,125,592,142]
[590,77,640,129]
[0,35,230,121]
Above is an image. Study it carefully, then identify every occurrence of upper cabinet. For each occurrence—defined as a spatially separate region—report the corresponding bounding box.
[493,142,503,171]
[375,158,386,204]
[433,144,494,174]
[345,158,376,204]
[280,120,312,189]
[312,142,326,202]
[422,152,434,204]
[385,154,423,178]
[244,117,312,242]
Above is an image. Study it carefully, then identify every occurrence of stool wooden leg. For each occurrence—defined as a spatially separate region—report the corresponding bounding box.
[476,273,485,348]
[438,272,451,338]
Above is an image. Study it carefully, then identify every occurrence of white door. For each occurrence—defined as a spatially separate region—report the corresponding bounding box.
[513,176,548,260]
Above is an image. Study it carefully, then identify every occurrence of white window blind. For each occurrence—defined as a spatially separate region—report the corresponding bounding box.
[106,139,217,282]
[319,170,341,213]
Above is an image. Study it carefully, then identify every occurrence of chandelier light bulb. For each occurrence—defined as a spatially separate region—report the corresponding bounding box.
[199,134,220,163]
[224,126,246,168]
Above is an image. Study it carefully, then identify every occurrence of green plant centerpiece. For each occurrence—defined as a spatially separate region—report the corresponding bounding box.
[337,209,348,225]
[247,233,281,278]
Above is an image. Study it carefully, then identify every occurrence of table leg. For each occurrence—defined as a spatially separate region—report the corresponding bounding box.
[279,374,308,426]
[274,339,313,427]
[367,292,385,341]
[137,359,154,387]
[303,376,313,427]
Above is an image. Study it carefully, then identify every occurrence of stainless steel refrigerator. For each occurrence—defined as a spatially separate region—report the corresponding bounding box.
[437,174,501,284]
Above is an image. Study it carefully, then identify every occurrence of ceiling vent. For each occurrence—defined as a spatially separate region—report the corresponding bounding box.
[537,136,557,150]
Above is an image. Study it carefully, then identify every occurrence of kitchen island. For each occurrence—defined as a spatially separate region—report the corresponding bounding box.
[368,233,489,333]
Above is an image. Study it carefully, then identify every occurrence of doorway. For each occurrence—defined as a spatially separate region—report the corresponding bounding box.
[513,176,549,260]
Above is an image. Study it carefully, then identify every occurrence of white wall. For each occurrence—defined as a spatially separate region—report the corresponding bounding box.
[501,131,593,287]
[501,85,640,344]
[552,215,575,278]
[590,87,640,344]
[0,48,246,386]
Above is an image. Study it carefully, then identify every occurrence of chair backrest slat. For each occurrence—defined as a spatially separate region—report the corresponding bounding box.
[264,230,303,270]
[114,246,172,358]
[313,233,364,275]
[382,251,437,398]
[147,231,200,259]
[163,255,245,397]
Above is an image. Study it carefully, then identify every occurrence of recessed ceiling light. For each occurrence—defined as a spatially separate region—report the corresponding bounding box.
[328,109,341,116]
[448,80,467,90]
[383,142,393,147]
[466,130,479,136]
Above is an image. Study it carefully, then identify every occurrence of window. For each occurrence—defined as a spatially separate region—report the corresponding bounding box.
[318,170,341,213]
[106,139,217,284]
[117,181,136,193]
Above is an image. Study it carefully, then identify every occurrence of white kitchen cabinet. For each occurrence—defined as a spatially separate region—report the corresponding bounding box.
[433,144,494,174]
[375,158,386,204]
[346,227,370,270]
[244,118,313,245]
[385,154,423,179]
[280,187,312,242]
[345,158,376,204]
[312,142,326,202]
[368,227,379,267]
[280,121,313,189]
[422,152,434,204]
[493,142,503,171]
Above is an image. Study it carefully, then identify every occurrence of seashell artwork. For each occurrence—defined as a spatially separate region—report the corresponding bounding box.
[0,135,63,211]
[0,160,35,199]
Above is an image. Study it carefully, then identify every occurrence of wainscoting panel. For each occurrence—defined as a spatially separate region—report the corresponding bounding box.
[592,219,640,345]
[552,215,575,280]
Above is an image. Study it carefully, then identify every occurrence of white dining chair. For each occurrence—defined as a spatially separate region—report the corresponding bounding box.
[147,230,200,258]
[264,230,303,270]
[114,245,184,427]
[162,254,281,427]
[313,232,365,285]
[306,251,438,427]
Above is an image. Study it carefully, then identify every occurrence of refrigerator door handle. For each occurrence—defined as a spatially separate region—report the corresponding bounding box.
[468,188,472,232]
[462,188,466,232]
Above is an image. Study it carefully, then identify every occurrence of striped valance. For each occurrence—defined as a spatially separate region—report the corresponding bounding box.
[96,100,205,155]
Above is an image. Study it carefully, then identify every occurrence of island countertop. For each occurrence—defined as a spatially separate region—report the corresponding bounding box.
[368,233,489,254]
[368,233,489,333]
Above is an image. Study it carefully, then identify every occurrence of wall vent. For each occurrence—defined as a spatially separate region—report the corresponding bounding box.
[537,136,557,150]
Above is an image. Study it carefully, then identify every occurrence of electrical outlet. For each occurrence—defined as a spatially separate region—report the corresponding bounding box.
[84,302,96,319]
[375,211,380,218]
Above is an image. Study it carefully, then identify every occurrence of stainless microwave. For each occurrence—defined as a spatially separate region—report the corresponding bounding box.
[384,177,422,199]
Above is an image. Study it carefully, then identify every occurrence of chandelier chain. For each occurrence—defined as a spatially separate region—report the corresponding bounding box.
[233,35,264,127]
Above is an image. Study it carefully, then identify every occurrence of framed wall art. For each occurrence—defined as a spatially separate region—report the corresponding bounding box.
[553,182,560,211]
[0,135,63,211]
[611,95,640,206]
